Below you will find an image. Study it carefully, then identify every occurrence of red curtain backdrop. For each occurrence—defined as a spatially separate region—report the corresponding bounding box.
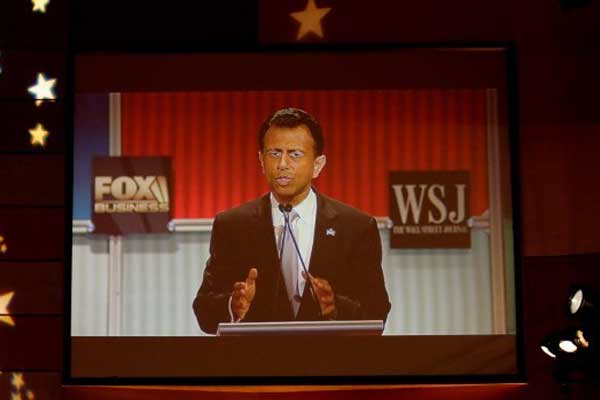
[121,90,489,219]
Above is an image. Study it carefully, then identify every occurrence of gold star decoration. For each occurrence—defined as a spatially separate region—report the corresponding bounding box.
[31,0,50,13]
[11,373,25,391]
[0,234,7,254]
[290,0,332,40]
[7,373,35,400]
[29,123,49,147]
[0,291,15,327]
[27,73,57,106]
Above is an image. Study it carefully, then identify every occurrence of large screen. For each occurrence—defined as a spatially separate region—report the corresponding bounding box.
[68,47,521,381]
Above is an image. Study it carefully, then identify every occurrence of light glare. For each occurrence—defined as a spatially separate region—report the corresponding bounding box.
[559,340,578,353]
[569,289,584,314]
[541,345,556,359]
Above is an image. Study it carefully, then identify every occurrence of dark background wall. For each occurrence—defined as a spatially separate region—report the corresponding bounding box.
[1,0,599,399]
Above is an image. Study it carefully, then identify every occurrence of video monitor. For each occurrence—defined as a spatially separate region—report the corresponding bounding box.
[68,47,521,382]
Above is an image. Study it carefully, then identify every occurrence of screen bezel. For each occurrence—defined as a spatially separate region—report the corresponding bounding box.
[64,43,524,385]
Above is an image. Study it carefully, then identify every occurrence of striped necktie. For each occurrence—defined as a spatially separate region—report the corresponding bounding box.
[279,210,301,316]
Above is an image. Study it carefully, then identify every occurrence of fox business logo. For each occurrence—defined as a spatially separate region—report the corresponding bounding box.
[94,175,170,214]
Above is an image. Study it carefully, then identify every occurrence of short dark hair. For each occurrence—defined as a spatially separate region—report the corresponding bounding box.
[258,108,324,156]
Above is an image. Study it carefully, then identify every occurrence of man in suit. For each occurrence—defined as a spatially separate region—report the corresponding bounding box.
[193,108,391,334]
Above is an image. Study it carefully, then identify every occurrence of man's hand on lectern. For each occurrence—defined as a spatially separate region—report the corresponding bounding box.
[231,268,257,321]
[303,271,337,318]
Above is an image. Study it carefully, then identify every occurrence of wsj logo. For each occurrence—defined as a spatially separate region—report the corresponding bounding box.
[389,171,470,248]
[94,176,170,214]
[392,184,466,225]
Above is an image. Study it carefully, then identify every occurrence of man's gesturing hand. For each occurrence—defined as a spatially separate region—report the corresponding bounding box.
[231,268,257,321]
[303,271,336,318]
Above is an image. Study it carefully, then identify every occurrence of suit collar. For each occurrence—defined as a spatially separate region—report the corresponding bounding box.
[251,194,293,319]
[314,188,338,221]
[296,189,341,319]
[307,189,339,276]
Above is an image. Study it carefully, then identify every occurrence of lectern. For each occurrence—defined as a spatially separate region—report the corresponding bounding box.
[216,320,384,336]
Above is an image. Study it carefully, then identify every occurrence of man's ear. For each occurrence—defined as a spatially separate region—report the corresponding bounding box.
[258,151,265,174]
[312,155,326,178]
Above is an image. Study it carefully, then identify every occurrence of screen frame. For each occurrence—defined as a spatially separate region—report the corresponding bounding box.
[63,42,525,386]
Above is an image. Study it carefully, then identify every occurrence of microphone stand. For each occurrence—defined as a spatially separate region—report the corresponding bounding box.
[278,203,321,316]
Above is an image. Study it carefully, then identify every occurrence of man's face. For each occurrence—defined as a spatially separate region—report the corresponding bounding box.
[259,124,326,206]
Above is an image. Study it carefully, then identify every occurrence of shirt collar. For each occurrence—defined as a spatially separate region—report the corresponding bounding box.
[270,188,316,224]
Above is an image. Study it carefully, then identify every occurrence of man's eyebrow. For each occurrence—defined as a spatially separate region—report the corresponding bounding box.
[264,147,304,153]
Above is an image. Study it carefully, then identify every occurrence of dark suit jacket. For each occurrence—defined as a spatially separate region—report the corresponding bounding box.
[193,191,391,334]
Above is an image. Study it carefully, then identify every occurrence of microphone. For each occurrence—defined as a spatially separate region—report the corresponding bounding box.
[278,203,320,315]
